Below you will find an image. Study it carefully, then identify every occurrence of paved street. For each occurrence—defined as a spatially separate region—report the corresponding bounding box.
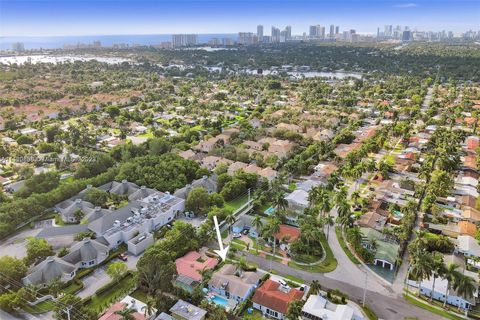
[243,252,445,320]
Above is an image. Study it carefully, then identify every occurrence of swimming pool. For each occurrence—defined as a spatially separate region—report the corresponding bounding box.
[264,207,275,215]
[210,295,229,307]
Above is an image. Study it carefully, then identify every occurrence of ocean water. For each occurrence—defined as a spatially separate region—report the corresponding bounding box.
[0,34,238,50]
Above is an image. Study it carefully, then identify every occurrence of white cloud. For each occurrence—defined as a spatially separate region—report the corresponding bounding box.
[394,3,418,8]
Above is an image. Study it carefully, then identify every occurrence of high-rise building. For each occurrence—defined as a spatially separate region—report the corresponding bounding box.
[271,26,281,43]
[171,34,197,48]
[329,24,335,38]
[402,30,412,42]
[257,25,264,40]
[335,26,339,35]
[12,42,25,52]
[309,25,318,38]
[285,26,292,40]
[238,32,256,45]
[319,26,326,39]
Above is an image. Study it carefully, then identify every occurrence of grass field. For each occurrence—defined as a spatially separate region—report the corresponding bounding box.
[335,227,361,264]
[225,194,249,212]
[403,293,464,320]
[288,234,337,273]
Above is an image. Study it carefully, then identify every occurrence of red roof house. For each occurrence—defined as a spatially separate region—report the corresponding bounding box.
[252,279,304,318]
[175,251,218,282]
[98,303,146,320]
[274,225,301,243]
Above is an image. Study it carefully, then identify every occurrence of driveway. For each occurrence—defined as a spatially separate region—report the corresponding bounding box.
[77,266,111,298]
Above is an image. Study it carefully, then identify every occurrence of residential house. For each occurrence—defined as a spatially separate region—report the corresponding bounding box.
[361,228,399,270]
[169,300,207,320]
[456,235,480,269]
[62,238,109,268]
[175,250,218,291]
[208,264,262,303]
[407,276,478,310]
[232,215,266,238]
[23,256,76,286]
[200,156,233,171]
[228,161,248,175]
[174,175,218,199]
[55,198,95,223]
[252,279,304,320]
[98,300,147,320]
[301,294,358,320]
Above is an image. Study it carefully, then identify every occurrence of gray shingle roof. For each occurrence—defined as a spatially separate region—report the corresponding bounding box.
[23,256,76,285]
[62,238,109,265]
[37,224,89,238]
[88,201,143,235]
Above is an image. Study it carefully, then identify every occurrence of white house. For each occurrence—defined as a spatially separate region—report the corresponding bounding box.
[407,276,478,310]
[301,294,359,320]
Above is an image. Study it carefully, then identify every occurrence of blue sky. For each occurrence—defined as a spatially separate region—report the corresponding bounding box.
[0,0,478,36]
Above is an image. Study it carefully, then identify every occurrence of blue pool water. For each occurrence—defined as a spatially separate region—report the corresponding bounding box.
[210,295,229,307]
[265,207,275,215]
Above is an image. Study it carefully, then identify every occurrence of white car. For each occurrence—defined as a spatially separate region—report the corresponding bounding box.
[232,233,242,238]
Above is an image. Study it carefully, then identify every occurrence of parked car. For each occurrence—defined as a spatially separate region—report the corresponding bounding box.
[118,253,128,261]
[232,233,242,239]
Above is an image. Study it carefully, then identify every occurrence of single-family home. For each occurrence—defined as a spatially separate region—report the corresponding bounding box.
[301,294,358,320]
[174,250,218,291]
[169,300,207,320]
[252,279,304,320]
[62,238,109,268]
[208,264,262,303]
[23,256,76,286]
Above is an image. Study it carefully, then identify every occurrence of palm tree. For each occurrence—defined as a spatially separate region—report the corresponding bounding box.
[142,297,155,317]
[252,215,263,254]
[272,191,288,213]
[410,251,433,296]
[266,217,281,270]
[453,274,476,315]
[443,263,460,308]
[114,307,135,320]
[225,213,236,238]
[429,252,446,302]
[309,280,321,296]
[235,256,248,272]
[286,300,304,320]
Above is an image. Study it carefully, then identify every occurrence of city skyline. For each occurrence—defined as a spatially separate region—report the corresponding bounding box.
[1,0,479,37]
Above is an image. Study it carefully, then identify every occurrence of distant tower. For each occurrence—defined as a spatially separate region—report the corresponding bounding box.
[257,25,264,41]
[285,26,292,40]
[329,24,335,38]
[271,26,281,43]
[309,25,317,38]
[335,26,339,35]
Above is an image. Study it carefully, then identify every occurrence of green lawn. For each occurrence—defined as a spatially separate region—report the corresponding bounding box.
[232,238,248,247]
[282,274,305,284]
[23,299,55,314]
[225,194,249,212]
[403,294,464,320]
[288,234,337,273]
[361,305,379,320]
[335,227,361,264]
[130,288,150,303]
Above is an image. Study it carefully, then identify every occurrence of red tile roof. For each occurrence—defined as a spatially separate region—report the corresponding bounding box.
[98,303,146,320]
[274,225,300,243]
[252,279,303,314]
[175,251,218,282]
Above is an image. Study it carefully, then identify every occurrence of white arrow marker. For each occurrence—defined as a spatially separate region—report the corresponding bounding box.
[213,215,229,261]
